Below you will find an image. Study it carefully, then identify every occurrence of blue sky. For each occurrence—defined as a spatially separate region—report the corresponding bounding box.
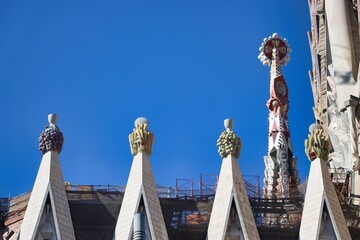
[0,1,314,197]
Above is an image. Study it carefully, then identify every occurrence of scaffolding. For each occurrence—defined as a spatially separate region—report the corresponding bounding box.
[175,179,194,199]
[199,174,218,197]
[243,175,261,198]
[3,172,359,238]
[329,168,351,202]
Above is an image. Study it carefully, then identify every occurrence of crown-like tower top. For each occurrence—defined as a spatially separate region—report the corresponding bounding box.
[259,33,292,119]
[258,33,291,67]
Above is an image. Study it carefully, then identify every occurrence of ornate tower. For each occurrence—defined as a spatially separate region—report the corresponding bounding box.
[258,33,300,198]
[113,117,168,240]
[300,124,351,239]
[20,114,76,240]
[207,119,260,240]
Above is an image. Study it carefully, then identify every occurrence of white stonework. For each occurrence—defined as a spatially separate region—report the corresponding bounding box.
[308,0,360,172]
[19,151,75,240]
[113,152,168,240]
[308,0,360,211]
[207,154,260,240]
[299,158,351,240]
[325,0,360,106]
[353,170,360,205]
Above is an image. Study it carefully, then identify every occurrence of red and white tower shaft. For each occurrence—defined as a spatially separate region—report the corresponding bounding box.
[259,33,300,198]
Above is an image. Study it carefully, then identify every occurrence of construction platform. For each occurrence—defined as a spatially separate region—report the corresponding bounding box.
[1,174,359,240]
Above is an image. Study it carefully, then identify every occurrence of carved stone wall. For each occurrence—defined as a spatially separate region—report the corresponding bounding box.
[308,0,360,171]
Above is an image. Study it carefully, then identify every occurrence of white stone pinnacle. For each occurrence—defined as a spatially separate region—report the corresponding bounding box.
[309,123,322,132]
[224,118,234,132]
[48,113,58,126]
[114,119,168,240]
[20,151,75,240]
[207,154,260,240]
[135,117,148,127]
[208,121,259,240]
[299,157,351,239]
[20,115,75,239]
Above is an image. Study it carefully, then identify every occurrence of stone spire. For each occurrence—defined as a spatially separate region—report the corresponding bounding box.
[207,119,260,240]
[299,124,351,239]
[114,118,168,240]
[258,34,300,198]
[20,114,75,240]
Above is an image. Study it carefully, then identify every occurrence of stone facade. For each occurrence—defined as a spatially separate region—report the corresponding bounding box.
[308,0,360,171]
[308,0,360,205]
